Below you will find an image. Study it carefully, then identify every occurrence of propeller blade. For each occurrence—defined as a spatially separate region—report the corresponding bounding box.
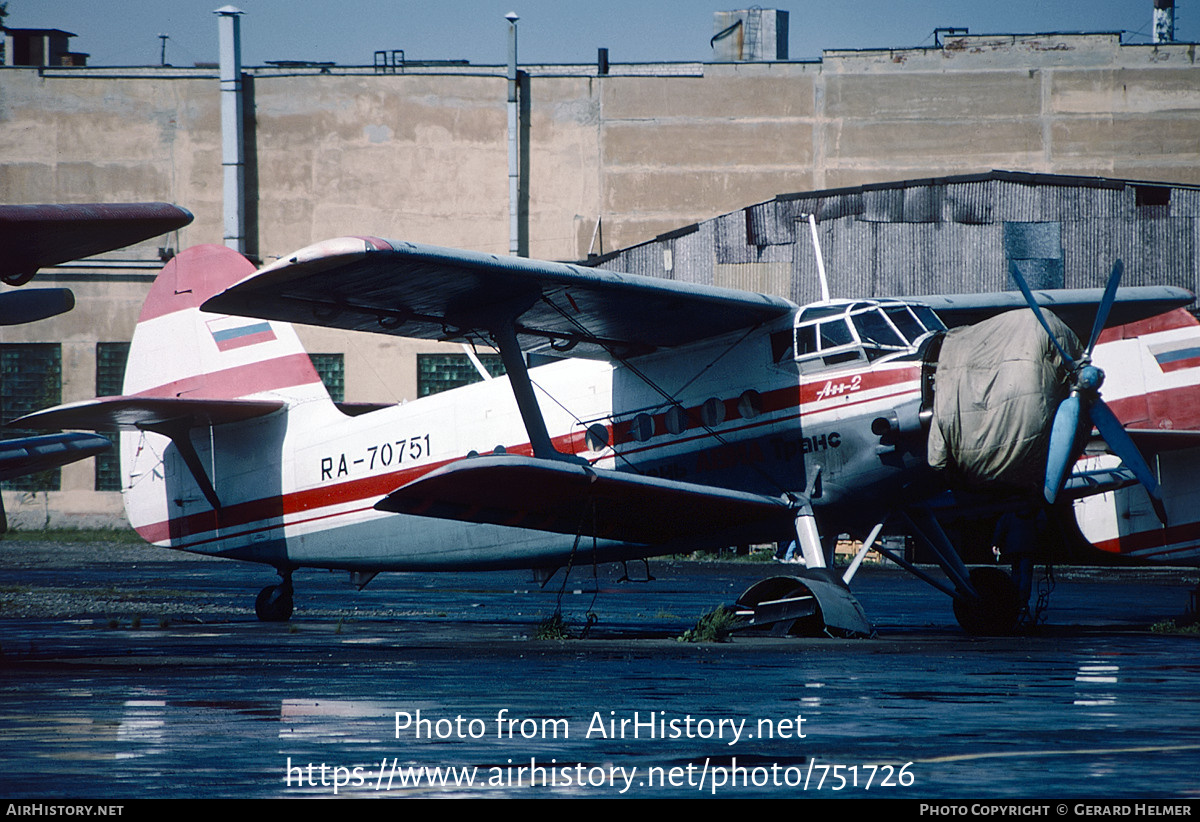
[1084,260,1124,356]
[1006,261,1078,370]
[1044,393,1083,504]
[1089,397,1167,523]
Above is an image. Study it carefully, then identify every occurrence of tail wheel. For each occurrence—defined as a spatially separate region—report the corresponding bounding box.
[255,580,294,622]
[952,567,1020,636]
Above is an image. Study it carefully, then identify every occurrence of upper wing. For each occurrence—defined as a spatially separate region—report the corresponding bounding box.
[922,287,1193,335]
[202,237,797,359]
[0,203,193,285]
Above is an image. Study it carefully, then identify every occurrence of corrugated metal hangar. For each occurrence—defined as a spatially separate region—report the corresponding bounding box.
[594,170,1200,307]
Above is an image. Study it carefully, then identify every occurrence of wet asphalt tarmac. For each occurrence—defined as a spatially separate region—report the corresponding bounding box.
[1,537,1198,799]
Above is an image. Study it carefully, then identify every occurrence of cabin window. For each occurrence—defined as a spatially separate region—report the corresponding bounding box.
[664,405,688,434]
[585,423,609,451]
[630,413,655,442]
[771,328,795,363]
[737,389,763,419]
[700,397,726,427]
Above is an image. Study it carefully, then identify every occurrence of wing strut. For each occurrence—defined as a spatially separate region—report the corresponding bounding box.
[141,420,222,510]
[491,318,579,463]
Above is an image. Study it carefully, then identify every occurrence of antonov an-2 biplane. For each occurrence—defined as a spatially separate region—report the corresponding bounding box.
[11,234,1193,635]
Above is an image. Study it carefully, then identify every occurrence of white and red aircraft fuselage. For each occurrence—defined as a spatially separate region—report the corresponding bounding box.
[16,239,1193,632]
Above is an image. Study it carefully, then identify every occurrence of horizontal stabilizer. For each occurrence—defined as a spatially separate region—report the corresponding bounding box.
[1124,429,1200,453]
[1061,464,1138,500]
[203,237,796,359]
[923,287,1193,337]
[0,433,112,482]
[8,396,284,432]
[376,454,795,545]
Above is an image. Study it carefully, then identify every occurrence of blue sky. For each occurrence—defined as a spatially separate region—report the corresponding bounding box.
[7,0,1194,67]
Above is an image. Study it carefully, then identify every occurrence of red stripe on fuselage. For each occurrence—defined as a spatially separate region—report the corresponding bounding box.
[1088,518,1200,558]
[135,429,589,547]
[138,365,920,550]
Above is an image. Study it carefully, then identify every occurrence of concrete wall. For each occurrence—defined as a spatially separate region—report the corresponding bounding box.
[6,34,1198,261]
[2,32,1198,526]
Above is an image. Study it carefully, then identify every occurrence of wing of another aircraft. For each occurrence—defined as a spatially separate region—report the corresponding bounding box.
[922,288,1193,336]
[0,433,112,484]
[376,454,795,547]
[0,203,194,285]
[203,237,797,359]
[0,288,75,326]
[0,432,113,534]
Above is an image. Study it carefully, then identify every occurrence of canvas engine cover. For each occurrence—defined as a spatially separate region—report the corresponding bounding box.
[928,309,1079,493]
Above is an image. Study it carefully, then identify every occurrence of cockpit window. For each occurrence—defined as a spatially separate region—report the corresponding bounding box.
[884,305,925,341]
[853,310,906,349]
[787,299,945,373]
[796,324,817,357]
[911,304,946,334]
[818,320,853,350]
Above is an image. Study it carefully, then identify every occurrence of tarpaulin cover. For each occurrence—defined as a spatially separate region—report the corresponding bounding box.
[928,309,1079,492]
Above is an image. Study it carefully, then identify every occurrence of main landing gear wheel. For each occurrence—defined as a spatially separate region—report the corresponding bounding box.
[952,567,1020,636]
[255,579,294,622]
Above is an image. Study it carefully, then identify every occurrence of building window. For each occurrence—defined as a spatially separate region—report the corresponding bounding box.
[94,343,129,491]
[1135,184,1170,219]
[309,353,345,403]
[417,353,505,397]
[1135,185,1170,208]
[1,343,63,491]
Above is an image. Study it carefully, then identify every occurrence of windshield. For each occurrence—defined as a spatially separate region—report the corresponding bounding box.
[788,300,944,372]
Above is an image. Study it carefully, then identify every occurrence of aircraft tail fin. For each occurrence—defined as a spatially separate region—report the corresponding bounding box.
[123,244,331,406]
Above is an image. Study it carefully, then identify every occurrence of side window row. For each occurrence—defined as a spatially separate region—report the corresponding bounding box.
[587,389,765,449]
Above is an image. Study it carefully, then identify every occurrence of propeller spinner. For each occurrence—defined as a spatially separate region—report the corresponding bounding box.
[1007,260,1165,520]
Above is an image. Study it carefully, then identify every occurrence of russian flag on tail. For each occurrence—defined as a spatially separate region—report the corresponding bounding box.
[206,315,277,352]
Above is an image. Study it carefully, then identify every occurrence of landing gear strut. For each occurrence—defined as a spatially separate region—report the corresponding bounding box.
[255,574,294,622]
